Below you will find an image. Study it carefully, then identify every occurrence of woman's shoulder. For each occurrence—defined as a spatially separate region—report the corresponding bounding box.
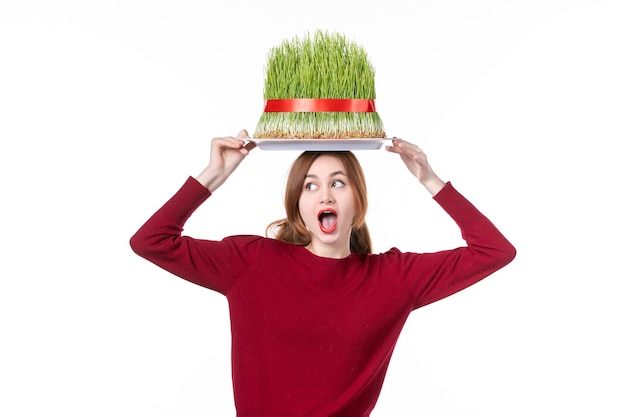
[361,247,425,268]
[221,235,302,269]
[368,247,410,258]
[222,235,296,251]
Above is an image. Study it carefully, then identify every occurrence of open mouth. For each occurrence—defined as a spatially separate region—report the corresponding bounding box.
[318,209,338,234]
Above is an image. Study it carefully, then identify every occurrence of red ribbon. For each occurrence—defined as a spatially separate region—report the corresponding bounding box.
[264,98,376,113]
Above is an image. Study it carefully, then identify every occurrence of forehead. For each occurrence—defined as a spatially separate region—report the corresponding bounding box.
[306,155,347,176]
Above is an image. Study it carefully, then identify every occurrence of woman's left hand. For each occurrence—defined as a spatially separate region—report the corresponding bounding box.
[385,139,446,195]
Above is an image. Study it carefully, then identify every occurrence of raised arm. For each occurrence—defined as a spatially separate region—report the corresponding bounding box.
[129,130,257,293]
[385,139,516,308]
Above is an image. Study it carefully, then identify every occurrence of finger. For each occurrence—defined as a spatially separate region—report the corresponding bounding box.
[387,138,418,150]
[386,139,406,150]
[397,140,422,153]
[385,143,418,156]
[236,129,250,140]
[212,137,247,150]
[385,145,400,153]
[236,129,257,153]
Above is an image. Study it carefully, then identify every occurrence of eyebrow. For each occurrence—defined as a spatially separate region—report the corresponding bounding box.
[305,170,348,179]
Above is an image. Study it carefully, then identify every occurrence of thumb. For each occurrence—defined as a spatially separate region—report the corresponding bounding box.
[236,129,250,140]
[236,129,256,152]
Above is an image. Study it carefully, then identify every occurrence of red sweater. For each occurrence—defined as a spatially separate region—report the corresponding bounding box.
[130,177,515,417]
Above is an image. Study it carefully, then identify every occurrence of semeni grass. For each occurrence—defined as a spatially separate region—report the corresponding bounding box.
[253,31,386,139]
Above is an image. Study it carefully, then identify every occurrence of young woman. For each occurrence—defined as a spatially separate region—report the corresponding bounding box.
[130,129,516,417]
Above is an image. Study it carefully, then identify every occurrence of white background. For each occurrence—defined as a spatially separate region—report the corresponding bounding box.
[1,0,624,415]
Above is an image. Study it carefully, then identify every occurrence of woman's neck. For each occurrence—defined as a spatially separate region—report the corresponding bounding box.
[305,242,351,259]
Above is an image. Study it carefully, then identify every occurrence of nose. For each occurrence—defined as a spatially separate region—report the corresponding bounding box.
[320,187,334,204]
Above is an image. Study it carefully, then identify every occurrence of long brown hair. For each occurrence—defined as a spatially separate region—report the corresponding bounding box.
[266,151,372,254]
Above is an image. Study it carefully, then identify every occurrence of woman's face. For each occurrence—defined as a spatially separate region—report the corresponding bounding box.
[298,154,356,257]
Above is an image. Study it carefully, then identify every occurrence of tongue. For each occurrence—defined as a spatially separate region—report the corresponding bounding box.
[320,214,337,230]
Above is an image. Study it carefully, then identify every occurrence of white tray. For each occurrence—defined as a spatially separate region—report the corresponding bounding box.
[250,138,390,151]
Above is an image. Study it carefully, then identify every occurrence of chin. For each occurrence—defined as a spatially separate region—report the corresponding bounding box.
[317,231,349,246]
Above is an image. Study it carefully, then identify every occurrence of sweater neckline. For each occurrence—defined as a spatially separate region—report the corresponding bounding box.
[294,244,360,272]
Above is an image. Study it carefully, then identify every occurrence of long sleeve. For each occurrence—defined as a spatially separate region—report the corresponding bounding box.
[129,176,261,294]
[397,182,516,309]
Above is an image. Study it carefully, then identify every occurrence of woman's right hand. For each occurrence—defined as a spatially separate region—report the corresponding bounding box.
[196,129,256,192]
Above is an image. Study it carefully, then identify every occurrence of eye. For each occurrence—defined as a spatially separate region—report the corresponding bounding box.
[304,182,319,191]
[331,180,345,188]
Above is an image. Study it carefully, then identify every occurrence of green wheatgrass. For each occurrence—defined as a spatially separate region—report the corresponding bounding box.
[253,30,386,139]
